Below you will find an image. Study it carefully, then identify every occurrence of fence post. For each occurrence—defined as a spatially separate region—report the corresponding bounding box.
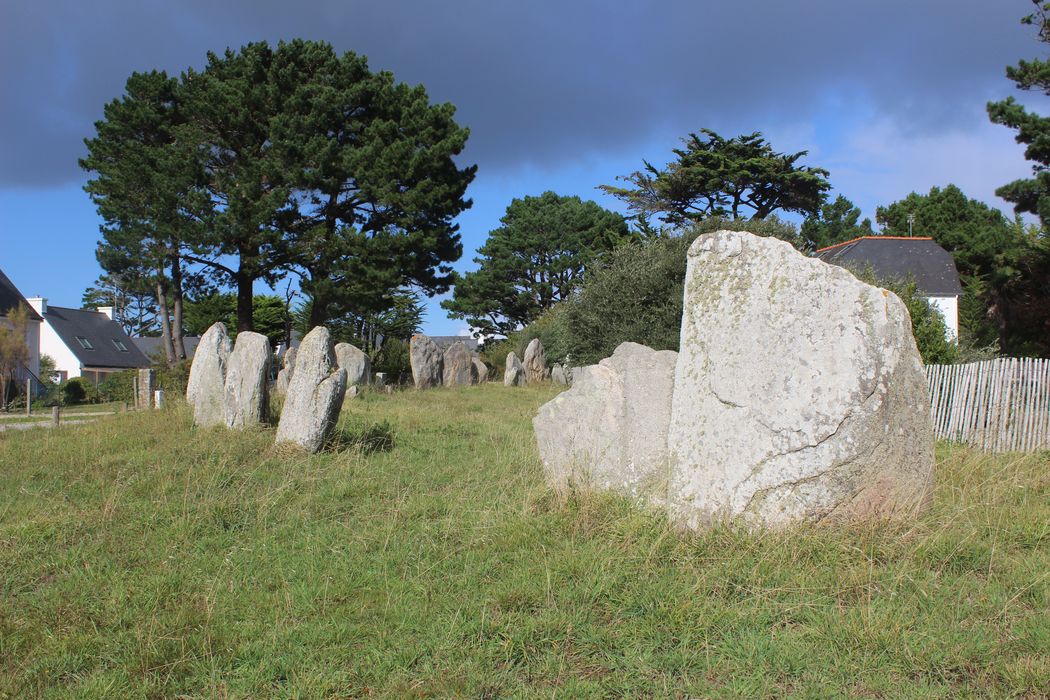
[51,406,60,427]
[25,378,31,417]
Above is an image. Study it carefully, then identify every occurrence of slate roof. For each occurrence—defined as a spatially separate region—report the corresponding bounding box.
[45,305,152,369]
[0,268,42,321]
[814,236,963,297]
[132,335,201,362]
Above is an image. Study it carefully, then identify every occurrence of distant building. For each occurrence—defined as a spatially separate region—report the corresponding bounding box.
[815,236,963,340]
[0,268,42,381]
[27,298,151,385]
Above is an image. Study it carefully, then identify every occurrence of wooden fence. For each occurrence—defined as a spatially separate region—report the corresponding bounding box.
[925,358,1050,452]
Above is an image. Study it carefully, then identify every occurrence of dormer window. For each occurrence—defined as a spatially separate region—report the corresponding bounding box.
[75,336,94,350]
[112,339,129,352]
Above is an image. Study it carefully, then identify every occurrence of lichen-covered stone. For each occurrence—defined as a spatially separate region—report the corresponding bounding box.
[534,343,678,498]
[334,342,371,386]
[275,327,347,452]
[443,341,477,387]
[223,331,271,428]
[410,334,443,389]
[523,338,547,384]
[186,322,231,427]
[504,352,526,387]
[667,230,934,529]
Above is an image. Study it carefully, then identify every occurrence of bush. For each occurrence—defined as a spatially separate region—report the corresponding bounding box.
[60,378,87,405]
[98,370,135,403]
[373,337,413,385]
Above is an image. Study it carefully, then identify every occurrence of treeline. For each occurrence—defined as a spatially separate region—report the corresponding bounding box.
[81,40,475,365]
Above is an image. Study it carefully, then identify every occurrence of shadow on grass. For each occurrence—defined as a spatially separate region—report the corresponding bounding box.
[328,419,396,455]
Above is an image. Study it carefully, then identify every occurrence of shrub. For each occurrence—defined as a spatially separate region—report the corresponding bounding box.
[60,378,87,405]
[373,337,412,385]
[98,370,135,403]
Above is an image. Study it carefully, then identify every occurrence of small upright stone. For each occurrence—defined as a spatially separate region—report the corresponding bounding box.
[223,331,271,428]
[523,338,547,384]
[275,346,297,396]
[187,322,231,427]
[504,352,526,387]
[275,327,347,452]
[334,343,371,386]
[551,365,568,386]
[472,357,489,384]
[410,334,443,389]
[443,341,477,387]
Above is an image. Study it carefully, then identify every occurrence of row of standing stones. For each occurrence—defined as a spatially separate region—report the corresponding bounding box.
[187,325,372,453]
[407,333,565,390]
[534,230,936,530]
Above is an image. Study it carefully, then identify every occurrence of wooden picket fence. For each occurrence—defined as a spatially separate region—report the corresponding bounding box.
[924,358,1050,452]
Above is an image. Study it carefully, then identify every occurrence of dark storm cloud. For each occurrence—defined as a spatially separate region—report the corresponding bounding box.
[0,0,1036,187]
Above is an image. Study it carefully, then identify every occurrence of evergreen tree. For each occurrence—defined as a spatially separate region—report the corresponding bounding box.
[442,192,631,336]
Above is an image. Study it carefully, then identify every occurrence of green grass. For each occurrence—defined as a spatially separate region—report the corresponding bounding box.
[0,384,1047,698]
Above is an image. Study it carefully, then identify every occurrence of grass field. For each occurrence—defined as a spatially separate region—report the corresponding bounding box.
[0,384,1047,698]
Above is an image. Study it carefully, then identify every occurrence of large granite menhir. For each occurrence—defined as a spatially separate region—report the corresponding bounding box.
[523,338,547,384]
[410,334,443,389]
[335,342,371,387]
[275,327,347,452]
[443,341,477,387]
[186,322,231,427]
[533,230,935,530]
[223,331,270,428]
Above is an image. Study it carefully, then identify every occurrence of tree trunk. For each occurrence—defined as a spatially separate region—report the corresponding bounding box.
[155,274,176,366]
[236,266,254,333]
[170,257,187,361]
[307,294,327,329]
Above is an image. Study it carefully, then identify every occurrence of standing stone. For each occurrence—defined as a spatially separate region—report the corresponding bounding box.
[223,331,271,428]
[534,343,678,499]
[504,352,526,387]
[410,334,443,389]
[667,230,935,529]
[443,341,477,387]
[136,368,155,409]
[523,338,547,384]
[551,365,568,386]
[186,322,231,427]
[472,357,489,384]
[334,343,371,386]
[275,347,297,396]
[275,327,347,453]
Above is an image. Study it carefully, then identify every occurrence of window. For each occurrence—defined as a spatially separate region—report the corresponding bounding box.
[75,336,94,350]
[111,339,129,352]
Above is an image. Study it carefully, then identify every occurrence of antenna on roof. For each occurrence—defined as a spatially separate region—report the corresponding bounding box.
[907,213,915,237]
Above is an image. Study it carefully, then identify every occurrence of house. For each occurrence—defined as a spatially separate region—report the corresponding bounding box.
[0,267,42,381]
[815,236,963,340]
[26,298,151,385]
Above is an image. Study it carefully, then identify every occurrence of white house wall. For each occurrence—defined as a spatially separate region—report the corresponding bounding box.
[38,318,82,379]
[927,295,959,341]
[24,319,40,377]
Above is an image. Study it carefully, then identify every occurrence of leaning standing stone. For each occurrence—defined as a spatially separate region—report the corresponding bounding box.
[472,357,489,384]
[443,341,477,387]
[523,338,547,384]
[275,327,347,452]
[410,334,443,389]
[334,343,371,386]
[223,331,271,428]
[667,230,935,529]
[186,322,231,427]
[504,352,526,387]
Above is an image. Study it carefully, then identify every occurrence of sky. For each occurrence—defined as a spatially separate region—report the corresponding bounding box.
[1,0,1046,335]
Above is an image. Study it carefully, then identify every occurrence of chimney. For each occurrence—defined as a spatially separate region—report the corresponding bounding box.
[96,306,115,321]
[27,297,47,315]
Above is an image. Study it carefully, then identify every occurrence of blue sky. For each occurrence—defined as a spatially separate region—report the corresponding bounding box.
[1,1,1044,335]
